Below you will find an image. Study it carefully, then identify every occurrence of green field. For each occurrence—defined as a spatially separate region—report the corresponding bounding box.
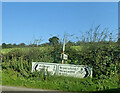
[2,46,82,54]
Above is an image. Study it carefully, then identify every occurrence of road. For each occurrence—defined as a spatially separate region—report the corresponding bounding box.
[0,86,78,93]
[0,85,84,93]
[0,86,57,91]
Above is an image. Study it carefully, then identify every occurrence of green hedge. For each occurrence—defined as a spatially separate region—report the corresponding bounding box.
[2,43,120,79]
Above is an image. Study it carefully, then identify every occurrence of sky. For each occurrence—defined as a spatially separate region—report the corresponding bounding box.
[2,2,118,44]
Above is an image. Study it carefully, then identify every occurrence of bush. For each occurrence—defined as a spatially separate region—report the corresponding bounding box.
[2,42,120,79]
[66,43,120,79]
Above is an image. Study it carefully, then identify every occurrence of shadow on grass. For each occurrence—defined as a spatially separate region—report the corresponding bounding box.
[90,88,120,93]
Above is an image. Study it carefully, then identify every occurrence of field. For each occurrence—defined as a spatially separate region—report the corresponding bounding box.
[1,43,120,92]
[2,46,53,54]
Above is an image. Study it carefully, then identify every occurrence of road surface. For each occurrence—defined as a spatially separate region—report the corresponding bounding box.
[0,86,77,93]
[0,86,57,91]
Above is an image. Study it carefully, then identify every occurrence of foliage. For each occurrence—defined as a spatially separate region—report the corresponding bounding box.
[2,43,27,49]
[2,68,120,92]
[2,43,120,79]
[49,36,59,45]
[117,38,120,44]
[66,43,120,79]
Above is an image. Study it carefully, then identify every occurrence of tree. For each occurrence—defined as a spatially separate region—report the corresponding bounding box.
[49,36,59,45]
[2,43,7,48]
[7,44,12,48]
[13,43,17,47]
[76,41,82,45]
[66,41,75,46]
[19,43,26,47]
[49,36,61,63]
[41,43,50,47]
[117,38,120,44]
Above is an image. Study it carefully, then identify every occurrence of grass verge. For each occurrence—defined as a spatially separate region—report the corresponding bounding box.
[2,68,120,92]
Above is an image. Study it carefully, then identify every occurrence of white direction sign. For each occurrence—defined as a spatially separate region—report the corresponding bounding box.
[61,54,68,60]
[32,62,56,75]
[58,65,87,78]
[32,62,92,78]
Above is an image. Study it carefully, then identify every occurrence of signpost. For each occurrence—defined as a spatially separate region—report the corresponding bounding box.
[62,38,65,64]
[61,54,68,60]
[32,62,92,78]
[32,37,92,78]
[61,38,68,64]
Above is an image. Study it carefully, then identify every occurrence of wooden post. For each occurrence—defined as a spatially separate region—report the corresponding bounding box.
[62,38,65,64]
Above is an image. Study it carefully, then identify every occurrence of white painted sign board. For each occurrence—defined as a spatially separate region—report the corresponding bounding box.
[61,54,68,60]
[32,62,92,78]
[32,62,56,75]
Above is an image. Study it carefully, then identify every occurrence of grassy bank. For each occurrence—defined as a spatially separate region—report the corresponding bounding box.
[2,68,120,92]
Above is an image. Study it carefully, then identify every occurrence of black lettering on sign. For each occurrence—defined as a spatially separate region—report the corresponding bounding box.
[35,64,38,71]
[84,67,89,78]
